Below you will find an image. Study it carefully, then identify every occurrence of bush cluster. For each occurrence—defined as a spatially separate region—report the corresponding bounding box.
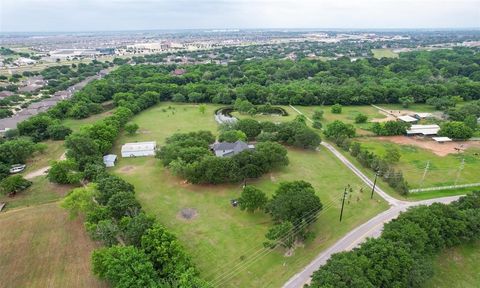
[309,192,480,288]
[157,131,289,184]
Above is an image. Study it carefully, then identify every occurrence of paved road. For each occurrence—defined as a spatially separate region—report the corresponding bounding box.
[283,107,463,288]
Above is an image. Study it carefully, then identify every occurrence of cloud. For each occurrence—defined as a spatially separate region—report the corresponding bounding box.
[1,0,479,32]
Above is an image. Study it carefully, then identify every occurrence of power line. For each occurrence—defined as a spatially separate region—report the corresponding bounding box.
[210,199,341,287]
[204,194,343,280]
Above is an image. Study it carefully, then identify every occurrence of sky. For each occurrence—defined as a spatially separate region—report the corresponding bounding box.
[1,0,479,32]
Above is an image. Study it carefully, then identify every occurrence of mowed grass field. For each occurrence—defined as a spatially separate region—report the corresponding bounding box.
[0,203,107,288]
[111,103,388,287]
[425,241,480,288]
[355,138,480,189]
[371,48,399,59]
[296,105,386,135]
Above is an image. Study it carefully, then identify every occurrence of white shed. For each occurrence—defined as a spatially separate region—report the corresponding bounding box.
[398,115,418,123]
[103,154,117,167]
[121,141,157,158]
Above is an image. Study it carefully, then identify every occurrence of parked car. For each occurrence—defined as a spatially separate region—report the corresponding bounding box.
[9,164,26,174]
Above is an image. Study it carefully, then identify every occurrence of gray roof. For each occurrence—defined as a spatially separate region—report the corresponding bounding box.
[212,141,249,153]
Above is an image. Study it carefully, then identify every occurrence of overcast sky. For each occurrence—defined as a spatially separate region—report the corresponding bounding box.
[1,0,479,32]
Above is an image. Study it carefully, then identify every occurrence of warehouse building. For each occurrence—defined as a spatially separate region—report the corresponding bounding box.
[121,141,157,158]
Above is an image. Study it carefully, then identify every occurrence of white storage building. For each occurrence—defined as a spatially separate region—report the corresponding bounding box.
[406,124,440,136]
[103,154,117,167]
[121,141,157,158]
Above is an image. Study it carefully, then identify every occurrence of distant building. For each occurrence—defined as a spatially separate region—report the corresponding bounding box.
[414,113,432,120]
[407,124,440,136]
[121,141,157,158]
[398,115,418,123]
[432,137,452,143]
[172,68,186,76]
[103,154,117,167]
[211,141,254,157]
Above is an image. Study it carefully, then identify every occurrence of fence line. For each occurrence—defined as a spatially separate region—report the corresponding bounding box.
[409,182,480,193]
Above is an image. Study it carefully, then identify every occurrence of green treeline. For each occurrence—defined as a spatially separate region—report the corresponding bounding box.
[308,192,480,288]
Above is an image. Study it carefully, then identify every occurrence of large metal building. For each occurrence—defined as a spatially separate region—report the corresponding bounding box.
[121,141,157,158]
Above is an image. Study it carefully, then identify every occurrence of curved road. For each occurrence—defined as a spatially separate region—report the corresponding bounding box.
[284,107,463,288]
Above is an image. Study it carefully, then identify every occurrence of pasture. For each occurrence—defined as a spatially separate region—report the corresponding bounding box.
[355,138,480,189]
[111,102,388,287]
[0,203,107,288]
[296,105,386,135]
[371,48,399,59]
[426,241,480,288]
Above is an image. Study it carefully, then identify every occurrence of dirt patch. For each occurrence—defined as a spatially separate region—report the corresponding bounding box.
[375,136,480,156]
[139,130,151,134]
[371,111,397,123]
[177,208,198,221]
[119,165,136,173]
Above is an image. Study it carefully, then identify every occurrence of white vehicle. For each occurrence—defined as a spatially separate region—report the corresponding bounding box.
[9,164,26,174]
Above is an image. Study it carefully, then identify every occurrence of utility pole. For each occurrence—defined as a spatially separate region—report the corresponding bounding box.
[340,185,348,222]
[370,172,378,199]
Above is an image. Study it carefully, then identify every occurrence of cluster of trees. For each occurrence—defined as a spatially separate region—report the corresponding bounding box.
[62,179,207,287]
[349,142,409,195]
[16,114,72,142]
[46,48,480,115]
[228,118,322,149]
[156,131,289,184]
[322,120,409,195]
[0,136,47,185]
[309,192,480,288]
[439,121,474,140]
[237,181,323,252]
[40,98,207,286]
[41,61,109,94]
[371,121,411,136]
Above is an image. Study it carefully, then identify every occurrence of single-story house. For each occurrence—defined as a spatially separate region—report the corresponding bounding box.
[211,141,254,157]
[121,141,157,158]
[398,115,418,123]
[103,154,117,167]
[414,113,432,120]
[407,124,440,136]
[432,137,452,143]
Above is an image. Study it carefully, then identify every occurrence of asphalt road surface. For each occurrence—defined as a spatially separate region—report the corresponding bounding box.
[282,114,463,288]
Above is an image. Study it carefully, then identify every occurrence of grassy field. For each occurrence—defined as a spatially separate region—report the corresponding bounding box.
[425,241,480,288]
[371,48,399,59]
[0,202,107,288]
[24,140,65,174]
[110,103,388,287]
[0,176,73,211]
[63,109,115,132]
[295,105,386,135]
[355,138,480,189]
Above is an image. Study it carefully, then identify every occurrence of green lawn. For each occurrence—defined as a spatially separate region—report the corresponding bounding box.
[24,140,65,174]
[425,241,480,288]
[0,177,73,211]
[110,102,388,287]
[63,109,115,132]
[295,105,386,135]
[230,105,297,123]
[371,48,399,59]
[0,203,107,288]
